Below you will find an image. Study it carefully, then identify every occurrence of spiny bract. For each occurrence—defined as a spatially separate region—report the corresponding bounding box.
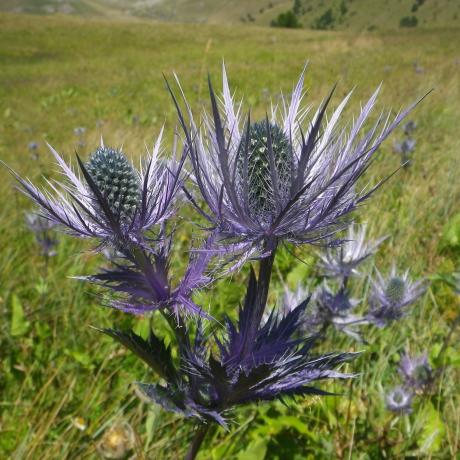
[86,147,140,221]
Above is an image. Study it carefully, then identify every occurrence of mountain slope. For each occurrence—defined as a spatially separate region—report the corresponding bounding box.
[2,0,460,30]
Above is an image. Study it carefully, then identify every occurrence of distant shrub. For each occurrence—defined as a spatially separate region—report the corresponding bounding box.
[312,8,335,29]
[271,10,302,28]
[293,0,302,15]
[340,0,348,16]
[412,0,425,12]
[400,16,418,27]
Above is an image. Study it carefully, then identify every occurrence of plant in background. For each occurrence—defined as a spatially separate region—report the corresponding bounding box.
[393,138,416,166]
[28,141,39,160]
[6,65,423,459]
[318,224,386,279]
[24,210,59,258]
[393,118,417,167]
[280,223,426,344]
[74,126,86,148]
[383,350,435,417]
[399,351,434,392]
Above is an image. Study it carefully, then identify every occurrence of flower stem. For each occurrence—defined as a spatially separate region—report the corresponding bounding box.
[242,248,277,355]
[185,425,209,460]
[255,250,276,324]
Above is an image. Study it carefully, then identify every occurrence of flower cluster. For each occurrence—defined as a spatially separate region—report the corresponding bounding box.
[5,65,425,457]
[281,224,426,342]
[385,350,434,415]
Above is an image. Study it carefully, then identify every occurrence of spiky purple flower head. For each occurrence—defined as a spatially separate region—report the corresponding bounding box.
[385,386,413,414]
[318,224,386,278]
[309,284,367,341]
[170,64,420,262]
[7,133,184,247]
[398,351,433,391]
[368,266,426,327]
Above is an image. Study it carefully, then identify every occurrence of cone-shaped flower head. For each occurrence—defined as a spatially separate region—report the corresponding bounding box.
[85,146,141,223]
[368,266,426,327]
[385,276,407,305]
[8,133,184,246]
[238,121,292,220]
[318,223,386,277]
[385,386,413,414]
[170,64,420,261]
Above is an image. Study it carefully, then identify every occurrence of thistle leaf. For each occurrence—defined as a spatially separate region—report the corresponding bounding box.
[99,328,177,382]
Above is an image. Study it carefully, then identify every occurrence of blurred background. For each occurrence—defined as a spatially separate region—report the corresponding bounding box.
[0,1,459,459]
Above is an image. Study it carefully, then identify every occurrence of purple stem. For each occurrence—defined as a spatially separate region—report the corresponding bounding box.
[185,425,209,460]
[241,247,277,356]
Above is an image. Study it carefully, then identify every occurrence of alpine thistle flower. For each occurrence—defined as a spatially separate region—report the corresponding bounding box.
[171,64,418,260]
[385,386,413,414]
[368,266,426,327]
[398,351,433,391]
[8,134,184,246]
[318,223,386,278]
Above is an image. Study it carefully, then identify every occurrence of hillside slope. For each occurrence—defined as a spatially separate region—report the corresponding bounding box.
[2,0,460,30]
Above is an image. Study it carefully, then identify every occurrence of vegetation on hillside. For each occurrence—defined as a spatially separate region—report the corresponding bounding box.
[2,0,460,30]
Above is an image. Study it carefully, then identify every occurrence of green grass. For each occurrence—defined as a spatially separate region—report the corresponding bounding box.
[0,12,459,459]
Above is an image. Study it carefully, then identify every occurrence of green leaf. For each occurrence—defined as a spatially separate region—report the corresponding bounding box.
[440,212,460,250]
[286,257,314,290]
[417,402,445,454]
[145,406,160,445]
[133,316,151,339]
[237,439,267,460]
[64,349,95,369]
[10,295,30,337]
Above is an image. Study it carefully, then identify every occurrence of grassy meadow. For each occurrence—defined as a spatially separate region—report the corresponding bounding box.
[1,11,460,459]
